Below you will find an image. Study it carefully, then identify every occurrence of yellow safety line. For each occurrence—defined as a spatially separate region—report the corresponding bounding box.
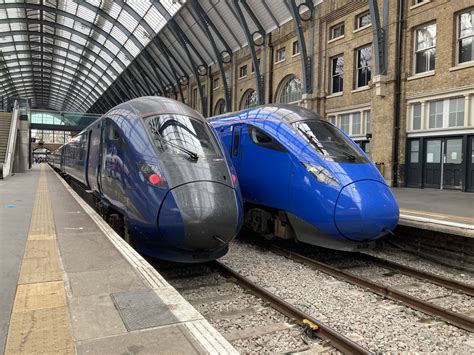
[400,208,474,225]
[5,166,75,354]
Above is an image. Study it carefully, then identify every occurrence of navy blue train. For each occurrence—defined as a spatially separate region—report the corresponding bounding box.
[210,105,399,251]
[51,97,243,262]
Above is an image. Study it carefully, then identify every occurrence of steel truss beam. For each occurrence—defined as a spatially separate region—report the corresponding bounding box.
[189,0,233,113]
[287,0,313,94]
[232,0,265,105]
[368,0,388,75]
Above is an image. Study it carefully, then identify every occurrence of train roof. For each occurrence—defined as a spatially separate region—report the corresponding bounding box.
[117,96,205,122]
[210,104,323,124]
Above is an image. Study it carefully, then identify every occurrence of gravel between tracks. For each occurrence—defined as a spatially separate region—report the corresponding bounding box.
[220,240,474,353]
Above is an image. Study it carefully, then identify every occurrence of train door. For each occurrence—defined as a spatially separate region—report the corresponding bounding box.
[101,118,120,203]
[86,122,102,192]
[238,125,292,209]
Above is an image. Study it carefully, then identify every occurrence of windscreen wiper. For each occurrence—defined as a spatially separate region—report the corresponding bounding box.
[297,127,326,156]
[151,129,199,160]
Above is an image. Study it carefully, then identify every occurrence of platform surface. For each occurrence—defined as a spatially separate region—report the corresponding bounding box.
[0,165,237,354]
[391,187,474,237]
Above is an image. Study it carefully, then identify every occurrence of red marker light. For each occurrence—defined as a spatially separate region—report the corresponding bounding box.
[148,173,162,185]
[231,174,238,184]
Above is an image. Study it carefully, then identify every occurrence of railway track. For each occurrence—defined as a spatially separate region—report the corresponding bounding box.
[271,245,474,333]
[156,260,369,354]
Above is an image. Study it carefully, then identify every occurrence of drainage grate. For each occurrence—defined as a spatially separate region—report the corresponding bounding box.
[111,290,179,331]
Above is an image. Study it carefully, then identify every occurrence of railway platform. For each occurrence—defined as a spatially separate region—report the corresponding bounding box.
[391,187,474,238]
[0,165,237,355]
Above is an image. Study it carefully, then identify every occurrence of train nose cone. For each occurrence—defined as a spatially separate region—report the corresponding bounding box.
[158,181,241,251]
[334,180,399,241]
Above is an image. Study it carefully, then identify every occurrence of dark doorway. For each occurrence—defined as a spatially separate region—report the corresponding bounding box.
[423,137,463,190]
[467,136,474,192]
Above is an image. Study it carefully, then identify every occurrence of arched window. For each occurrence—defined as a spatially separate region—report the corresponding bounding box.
[277,75,302,104]
[214,99,226,115]
[240,89,258,109]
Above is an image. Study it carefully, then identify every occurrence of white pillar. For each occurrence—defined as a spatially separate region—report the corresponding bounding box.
[464,94,471,127]
[421,100,427,130]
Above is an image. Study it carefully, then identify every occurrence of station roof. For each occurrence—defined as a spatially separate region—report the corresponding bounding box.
[0,0,305,113]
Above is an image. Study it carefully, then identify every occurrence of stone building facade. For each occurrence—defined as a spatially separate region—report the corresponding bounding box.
[180,0,474,191]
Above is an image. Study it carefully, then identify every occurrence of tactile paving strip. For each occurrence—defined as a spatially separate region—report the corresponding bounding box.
[5,167,75,354]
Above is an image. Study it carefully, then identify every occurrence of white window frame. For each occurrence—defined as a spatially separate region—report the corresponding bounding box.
[414,23,437,74]
[329,22,345,41]
[457,8,474,65]
[330,54,344,94]
[275,48,286,63]
[239,65,248,78]
[355,11,371,30]
[328,110,371,138]
[355,45,372,89]
[292,40,300,56]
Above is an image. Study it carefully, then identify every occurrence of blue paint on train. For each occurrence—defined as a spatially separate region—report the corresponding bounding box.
[51,97,243,262]
[210,105,399,250]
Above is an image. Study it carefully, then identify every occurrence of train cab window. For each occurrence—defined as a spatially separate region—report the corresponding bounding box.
[144,114,221,158]
[249,126,286,152]
[292,120,368,163]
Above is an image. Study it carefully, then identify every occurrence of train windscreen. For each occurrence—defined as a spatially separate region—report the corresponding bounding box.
[144,114,221,159]
[292,120,368,163]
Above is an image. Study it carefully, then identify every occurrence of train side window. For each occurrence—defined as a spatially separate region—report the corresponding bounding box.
[249,126,287,152]
[107,119,120,141]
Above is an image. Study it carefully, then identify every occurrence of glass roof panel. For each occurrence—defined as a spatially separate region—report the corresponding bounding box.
[0,0,184,111]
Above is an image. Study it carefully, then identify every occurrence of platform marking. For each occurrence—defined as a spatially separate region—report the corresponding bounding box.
[400,208,474,225]
[5,167,75,354]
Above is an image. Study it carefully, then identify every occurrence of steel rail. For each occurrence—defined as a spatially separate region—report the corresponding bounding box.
[271,246,474,332]
[358,253,474,296]
[214,261,370,355]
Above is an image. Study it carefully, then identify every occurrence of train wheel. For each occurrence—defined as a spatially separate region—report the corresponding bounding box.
[124,222,134,247]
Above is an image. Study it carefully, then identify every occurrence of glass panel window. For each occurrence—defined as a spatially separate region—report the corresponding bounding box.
[331,55,344,93]
[340,114,350,134]
[356,12,371,29]
[412,103,422,130]
[446,139,463,164]
[292,40,300,55]
[278,76,302,104]
[352,113,361,135]
[241,90,258,109]
[276,48,286,62]
[415,23,436,73]
[428,100,443,128]
[214,99,226,115]
[365,111,371,133]
[327,115,337,125]
[426,140,441,163]
[239,65,247,78]
[458,9,474,64]
[410,140,420,163]
[356,46,371,88]
[330,22,345,40]
[449,97,465,127]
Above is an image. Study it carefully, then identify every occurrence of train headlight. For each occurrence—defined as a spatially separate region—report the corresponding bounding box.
[303,163,339,187]
[137,161,168,189]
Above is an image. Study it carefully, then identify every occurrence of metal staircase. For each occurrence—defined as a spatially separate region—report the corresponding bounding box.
[0,112,12,163]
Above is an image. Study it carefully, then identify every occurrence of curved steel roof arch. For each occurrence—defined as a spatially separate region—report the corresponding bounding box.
[0,58,110,97]
[0,0,184,112]
[2,79,97,110]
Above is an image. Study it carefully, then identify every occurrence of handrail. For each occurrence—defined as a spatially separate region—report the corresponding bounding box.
[3,100,20,177]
